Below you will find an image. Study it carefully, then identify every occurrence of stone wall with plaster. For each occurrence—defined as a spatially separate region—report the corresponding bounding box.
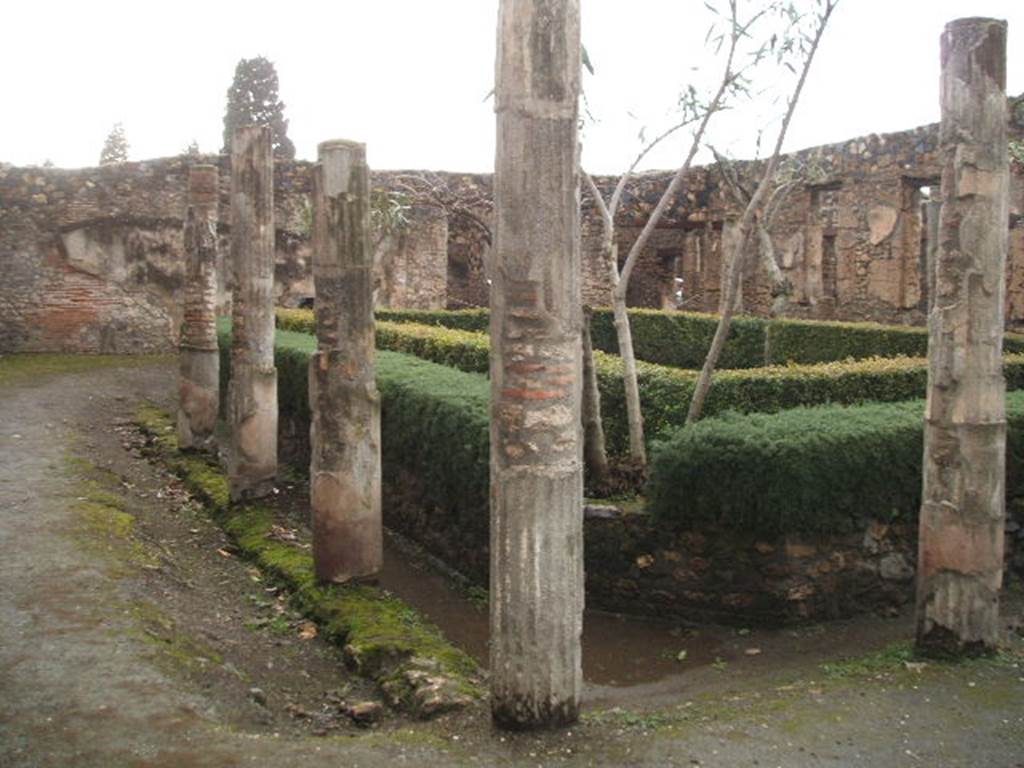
[2,116,1023,353]
[0,158,454,352]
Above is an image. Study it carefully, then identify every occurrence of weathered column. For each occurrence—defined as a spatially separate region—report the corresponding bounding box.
[916,17,1009,656]
[309,140,382,583]
[490,0,583,729]
[177,164,220,450]
[227,125,278,500]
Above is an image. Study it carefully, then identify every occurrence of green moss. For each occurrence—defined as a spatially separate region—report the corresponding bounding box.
[77,502,134,538]
[131,601,225,669]
[820,641,916,678]
[134,404,484,712]
[64,455,158,570]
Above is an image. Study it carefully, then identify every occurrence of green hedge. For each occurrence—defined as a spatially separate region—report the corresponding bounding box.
[588,308,767,369]
[277,309,491,374]
[647,391,1024,538]
[271,311,1024,456]
[593,309,1024,367]
[281,306,1024,370]
[763,318,929,365]
[758,319,1024,364]
[280,307,491,334]
[217,323,491,538]
[220,321,1024,542]
[377,307,490,333]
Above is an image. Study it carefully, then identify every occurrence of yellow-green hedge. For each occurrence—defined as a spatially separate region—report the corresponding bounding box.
[281,305,1024,369]
[277,309,1024,455]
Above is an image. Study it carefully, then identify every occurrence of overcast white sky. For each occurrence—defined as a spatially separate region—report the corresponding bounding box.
[2,1,1021,173]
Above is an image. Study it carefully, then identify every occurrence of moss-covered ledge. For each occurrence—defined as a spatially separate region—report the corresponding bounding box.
[133,404,483,719]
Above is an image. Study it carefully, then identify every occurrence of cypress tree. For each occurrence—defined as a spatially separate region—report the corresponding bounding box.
[222,56,295,159]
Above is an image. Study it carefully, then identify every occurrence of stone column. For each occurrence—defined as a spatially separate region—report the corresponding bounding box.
[178,164,220,450]
[916,17,1009,656]
[309,140,382,583]
[491,0,583,729]
[227,125,278,500]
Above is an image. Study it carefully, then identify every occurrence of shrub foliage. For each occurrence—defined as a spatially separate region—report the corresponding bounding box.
[275,309,1024,455]
[223,320,1024,541]
[279,305,1024,369]
[646,391,1024,538]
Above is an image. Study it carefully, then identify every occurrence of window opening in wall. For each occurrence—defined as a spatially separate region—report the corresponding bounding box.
[807,183,842,305]
[903,177,940,313]
[656,247,684,309]
[822,234,838,299]
[810,183,842,231]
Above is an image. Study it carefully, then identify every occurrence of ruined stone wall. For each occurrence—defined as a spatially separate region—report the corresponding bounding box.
[577,120,1024,327]
[375,205,448,310]
[0,156,313,353]
[0,159,460,352]
[3,117,1023,353]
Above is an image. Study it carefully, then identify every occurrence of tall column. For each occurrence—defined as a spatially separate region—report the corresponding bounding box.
[178,164,220,450]
[917,17,1009,656]
[309,140,382,583]
[490,0,583,729]
[227,125,278,500]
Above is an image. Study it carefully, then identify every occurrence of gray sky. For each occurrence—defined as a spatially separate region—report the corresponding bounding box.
[3,1,1021,173]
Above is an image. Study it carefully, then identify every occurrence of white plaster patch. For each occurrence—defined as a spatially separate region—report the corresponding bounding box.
[867,205,899,246]
[524,405,573,430]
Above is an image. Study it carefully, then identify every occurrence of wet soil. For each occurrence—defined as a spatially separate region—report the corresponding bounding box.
[2,355,1023,768]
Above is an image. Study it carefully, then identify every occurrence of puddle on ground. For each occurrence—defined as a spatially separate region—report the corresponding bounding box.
[270,486,912,706]
[377,538,728,690]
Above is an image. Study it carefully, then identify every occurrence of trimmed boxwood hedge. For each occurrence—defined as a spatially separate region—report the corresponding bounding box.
[588,308,767,369]
[377,307,490,332]
[221,321,1024,541]
[647,391,1024,538]
[281,306,1024,370]
[273,310,1024,456]
[218,323,492,539]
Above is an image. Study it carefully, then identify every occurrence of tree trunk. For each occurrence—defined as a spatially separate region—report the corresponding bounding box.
[609,245,646,465]
[178,164,220,451]
[491,0,583,730]
[916,17,1008,657]
[688,221,754,424]
[686,1,835,425]
[756,218,791,315]
[718,220,743,314]
[227,125,278,500]
[309,140,382,584]
[581,306,610,488]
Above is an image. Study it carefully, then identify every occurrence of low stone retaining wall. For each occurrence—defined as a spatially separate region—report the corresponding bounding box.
[281,414,1024,627]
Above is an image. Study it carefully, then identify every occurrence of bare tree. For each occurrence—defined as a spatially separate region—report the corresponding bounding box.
[711,150,827,315]
[583,0,794,467]
[391,171,494,249]
[687,0,838,425]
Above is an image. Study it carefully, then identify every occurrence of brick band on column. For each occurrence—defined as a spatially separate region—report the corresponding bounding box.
[490,0,584,730]
[177,164,220,450]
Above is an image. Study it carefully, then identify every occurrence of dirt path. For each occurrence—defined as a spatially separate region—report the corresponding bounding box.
[0,360,452,767]
[1,357,1023,768]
